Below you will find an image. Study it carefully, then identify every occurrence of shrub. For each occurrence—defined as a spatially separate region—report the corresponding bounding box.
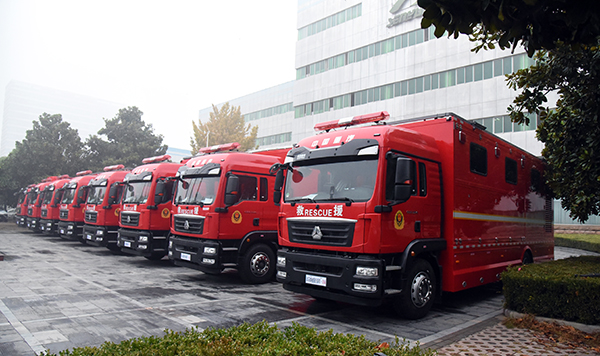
[39,321,435,356]
[502,256,600,325]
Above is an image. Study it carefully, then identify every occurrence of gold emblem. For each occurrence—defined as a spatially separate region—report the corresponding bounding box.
[394,211,405,230]
[231,210,242,224]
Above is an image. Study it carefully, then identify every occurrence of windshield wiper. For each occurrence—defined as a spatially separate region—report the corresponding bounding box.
[288,197,317,204]
[323,197,354,205]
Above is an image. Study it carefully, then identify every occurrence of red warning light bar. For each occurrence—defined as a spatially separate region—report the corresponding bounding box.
[314,111,390,132]
[103,164,125,172]
[76,170,93,176]
[198,142,240,154]
[142,154,172,164]
[58,174,70,179]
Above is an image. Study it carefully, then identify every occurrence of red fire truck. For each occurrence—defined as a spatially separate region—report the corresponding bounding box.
[117,155,180,260]
[167,143,288,283]
[58,170,98,240]
[40,175,72,234]
[273,112,553,319]
[15,185,35,227]
[26,176,58,231]
[82,165,130,250]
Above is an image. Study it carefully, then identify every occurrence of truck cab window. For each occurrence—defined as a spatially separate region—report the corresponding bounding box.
[505,158,518,185]
[470,143,487,176]
[419,162,427,196]
[260,177,268,201]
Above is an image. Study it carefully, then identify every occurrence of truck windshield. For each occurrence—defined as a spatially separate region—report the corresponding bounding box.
[61,188,76,204]
[174,176,219,205]
[122,182,152,204]
[87,186,107,205]
[285,158,378,203]
[27,191,38,204]
[42,190,53,205]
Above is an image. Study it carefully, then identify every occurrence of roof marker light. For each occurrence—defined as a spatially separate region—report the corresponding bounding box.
[76,170,93,176]
[142,154,172,164]
[198,142,240,154]
[58,174,70,179]
[314,111,390,132]
[103,164,125,172]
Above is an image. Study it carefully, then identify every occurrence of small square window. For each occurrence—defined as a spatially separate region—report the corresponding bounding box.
[470,143,487,176]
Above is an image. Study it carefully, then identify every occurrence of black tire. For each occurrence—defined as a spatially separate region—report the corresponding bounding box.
[239,243,275,284]
[394,259,436,320]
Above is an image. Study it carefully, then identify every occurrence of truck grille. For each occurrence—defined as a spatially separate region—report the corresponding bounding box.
[287,219,355,247]
[60,209,69,219]
[121,212,140,226]
[173,215,204,234]
[85,211,97,223]
[41,209,48,218]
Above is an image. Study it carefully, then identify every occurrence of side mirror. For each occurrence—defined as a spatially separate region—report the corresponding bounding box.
[224,175,240,206]
[273,169,284,205]
[394,157,414,203]
[154,180,166,205]
[107,184,119,206]
[76,187,87,205]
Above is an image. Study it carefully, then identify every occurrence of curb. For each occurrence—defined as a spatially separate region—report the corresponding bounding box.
[504,309,600,334]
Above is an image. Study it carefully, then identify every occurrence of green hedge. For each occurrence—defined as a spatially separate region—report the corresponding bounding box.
[39,321,434,356]
[555,234,600,254]
[502,256,600,325]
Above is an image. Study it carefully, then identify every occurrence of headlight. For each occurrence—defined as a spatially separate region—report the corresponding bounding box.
[138,244,148,250]
[356,266,378,277]
[353,283,377,292]
[202,258,216,265]
[97,230,104,236]
[277,256,286,266]
[203,247,217,255]
[67,225,74,230]
[139,236,149,242]
[277,271,287,278]
[169,240,173,248]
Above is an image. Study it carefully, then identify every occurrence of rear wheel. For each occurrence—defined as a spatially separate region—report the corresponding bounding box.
[239,243,275,284]
[394,259,436,319]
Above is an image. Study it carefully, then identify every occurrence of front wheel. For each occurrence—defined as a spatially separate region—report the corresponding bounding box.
[394,259,436,319]
[239,243,275,284]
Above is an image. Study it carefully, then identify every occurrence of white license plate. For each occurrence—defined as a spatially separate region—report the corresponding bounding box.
[305,274,327,287]
[124,241,131,248]
[86,234,93,240]
[180,253,191,261]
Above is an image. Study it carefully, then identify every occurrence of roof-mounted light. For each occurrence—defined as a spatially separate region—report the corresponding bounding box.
[76,170,93,176]
[142,154,171,164]
[198,142,240,154]
[314,111,390,132]
[58,174,70,179]
[103,164,125,172]
[42,176,58,182]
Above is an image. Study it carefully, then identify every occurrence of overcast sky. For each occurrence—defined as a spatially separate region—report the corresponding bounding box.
[0,0,297,150]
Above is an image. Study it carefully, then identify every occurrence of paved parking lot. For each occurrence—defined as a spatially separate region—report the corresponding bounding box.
[1,223,509,355]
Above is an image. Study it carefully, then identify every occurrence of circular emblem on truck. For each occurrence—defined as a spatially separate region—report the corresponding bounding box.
[394,211,405,230]
[231,210,242,224]
[114,208,120,217]
[161,208,170,219]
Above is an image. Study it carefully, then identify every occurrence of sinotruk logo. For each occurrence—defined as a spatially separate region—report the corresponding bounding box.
[387,0,424,28]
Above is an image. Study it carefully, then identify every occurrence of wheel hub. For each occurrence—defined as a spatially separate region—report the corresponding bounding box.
[250,252,270,276]
[411,271,432,308]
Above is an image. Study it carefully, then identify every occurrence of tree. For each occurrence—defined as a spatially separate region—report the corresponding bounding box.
[418,0,600,221]
[85,107,168,170]
[0,113,85,206]
[418,0,600,56]
[506,44,600,222]
[190,103,258,154]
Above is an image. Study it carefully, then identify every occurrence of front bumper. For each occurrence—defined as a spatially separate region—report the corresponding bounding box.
[58,221,84,240]
[168,235,236,274]
[83,225,118,248]
[117,228,168,257]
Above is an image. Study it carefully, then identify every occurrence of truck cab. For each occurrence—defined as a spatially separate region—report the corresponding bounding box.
[168,143,288,283]
[83,165,130,251]
[16,185,34,227]
[117,155,180,260]
[26,177,58,231]
[58,170,98,240]
[39,175,72,235]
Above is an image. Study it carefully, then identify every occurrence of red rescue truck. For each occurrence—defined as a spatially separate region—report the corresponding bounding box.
[82,165,130,250]
[167,143,288,283]
[117,155,180,260]
[15,185,34,227]
[273,112,553,319]
[26,176,58,231]
[39,175,72,234]
[58,170,98,240]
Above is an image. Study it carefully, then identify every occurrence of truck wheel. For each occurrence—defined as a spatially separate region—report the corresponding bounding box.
[239,243,275,284]
[394,259,436,319]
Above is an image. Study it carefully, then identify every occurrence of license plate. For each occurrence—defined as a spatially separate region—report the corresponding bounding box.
[305,274,327,287]
[124,241,131,248]
[180,253,191,261]
[86,234,93,240]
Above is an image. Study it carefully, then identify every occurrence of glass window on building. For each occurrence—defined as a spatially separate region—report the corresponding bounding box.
[401,81,408,96]
[431,73,439,89]
[348,50,355,64]
[474,63,483,81]
[465,65,473,82]
[503,57,512,75]
[382,84,393,99]
[369,44,376,58]
[416,29,424,44]
[494,59,503,77]
[395,35,402,50]
[355,47,363,62]
[503,115,512,132]
[416,77,423,93]
[333,96,343,110]
[375,41,381,56]
[394,82,401,97]
[343,94,351,108]
[295,106,304,118]
[484,61,493,79]
[424,75,431,91]
[409,79,416,94]
[382,38,394,54]
[409,31,416,46]
[513,54,525,71]
[457,67,465,84]
[362,46,369,60]
[401,33,409,48]
[493,116,503,133]
[482,117,493,131]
